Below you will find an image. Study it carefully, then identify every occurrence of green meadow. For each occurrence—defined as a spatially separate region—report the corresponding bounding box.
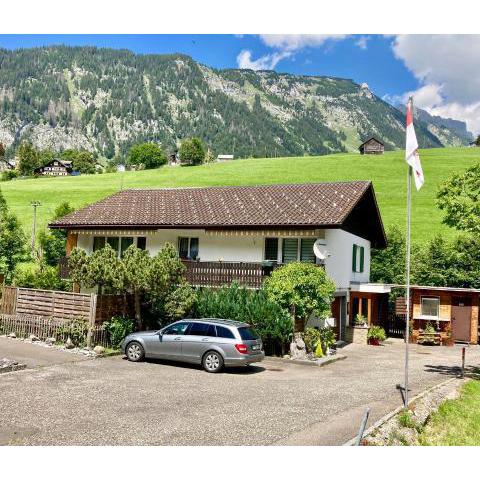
[2,147,479,243]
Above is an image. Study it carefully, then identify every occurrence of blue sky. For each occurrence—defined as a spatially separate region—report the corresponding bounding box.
[0,34,479,132]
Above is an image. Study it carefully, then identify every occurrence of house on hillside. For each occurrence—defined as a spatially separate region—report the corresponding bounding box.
[217,154,234,161]
[34,159,73,176]
[359,137,384,155]
[49,181,390,342]
[0,159,15,172]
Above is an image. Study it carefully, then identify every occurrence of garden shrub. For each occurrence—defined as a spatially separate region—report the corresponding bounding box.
[367,325,386,342]
[13,263,70,291]
[1,170,18,182]
[193,283,293,354]
[318,326,336,352]
[103,315,135,348]
[57,318,89,347]
[303,327,321,353]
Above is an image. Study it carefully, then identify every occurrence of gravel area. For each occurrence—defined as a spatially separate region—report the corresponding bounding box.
[0,338,479,446]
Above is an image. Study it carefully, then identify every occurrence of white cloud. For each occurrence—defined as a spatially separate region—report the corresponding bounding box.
[236,49,291,71]
[355,36,369,50]
[391,35,480,133]
[259,34,348,52]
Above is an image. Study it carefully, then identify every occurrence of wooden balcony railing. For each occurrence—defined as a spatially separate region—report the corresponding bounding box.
[59,256,275,289]
[182,260,275,289]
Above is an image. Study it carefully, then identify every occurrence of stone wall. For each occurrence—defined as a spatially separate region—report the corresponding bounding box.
[346,326,368,344]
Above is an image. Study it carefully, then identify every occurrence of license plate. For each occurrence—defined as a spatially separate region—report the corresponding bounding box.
[252,344,260,351]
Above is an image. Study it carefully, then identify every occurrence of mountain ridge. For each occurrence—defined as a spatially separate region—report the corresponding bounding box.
[0,45,470,159]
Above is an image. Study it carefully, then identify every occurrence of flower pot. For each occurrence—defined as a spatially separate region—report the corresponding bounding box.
[368,338,380,346]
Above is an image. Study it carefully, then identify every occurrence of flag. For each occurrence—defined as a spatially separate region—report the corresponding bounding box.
[405,99,424,190]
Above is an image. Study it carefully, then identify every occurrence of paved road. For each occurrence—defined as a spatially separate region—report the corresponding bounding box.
[0,338,478,445]
[0,337,88,368]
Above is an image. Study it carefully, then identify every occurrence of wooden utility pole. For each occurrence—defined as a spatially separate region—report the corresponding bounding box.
[30,200,41,254]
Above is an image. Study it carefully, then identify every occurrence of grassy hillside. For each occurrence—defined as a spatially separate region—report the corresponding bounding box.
[2,147,479,244]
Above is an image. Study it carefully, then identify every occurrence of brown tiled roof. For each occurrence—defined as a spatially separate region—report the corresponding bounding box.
[49,182,386,246]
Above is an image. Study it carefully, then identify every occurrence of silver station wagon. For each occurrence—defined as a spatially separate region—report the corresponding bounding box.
[121,319,265,373]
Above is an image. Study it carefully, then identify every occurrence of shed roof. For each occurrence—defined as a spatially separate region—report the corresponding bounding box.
[50,181,387,247]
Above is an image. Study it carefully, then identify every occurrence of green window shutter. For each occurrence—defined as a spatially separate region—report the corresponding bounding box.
[282,239,299,263]
[300,238,315,263]
[265,238,279,261]
[359,246,365,273]
[352,244,357,272]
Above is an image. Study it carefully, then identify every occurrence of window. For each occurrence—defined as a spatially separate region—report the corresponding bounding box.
[215,325,235,339]
[137,237,146,250]
[352,244,365,273]
[92,236,147,256]
[282,238,316,263]
[238,326,259,340]
[300,239,316,263]
[187,323,216,336]
[264,238,279,262]
[93,236,105,252]
[178,237,199,260]
[421,297,440,318]
[163,322,190,336]
[120,237,134,256]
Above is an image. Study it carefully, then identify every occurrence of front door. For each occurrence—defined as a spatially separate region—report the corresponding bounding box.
[451,306,471,342]
[152,321,190,359]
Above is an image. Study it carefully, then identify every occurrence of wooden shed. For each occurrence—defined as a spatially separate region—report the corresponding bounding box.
[359,137,384,155]
[397,286,479,344]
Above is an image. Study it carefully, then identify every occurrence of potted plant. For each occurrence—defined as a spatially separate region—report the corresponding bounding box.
[354,314,368,328]
[367,325,386,346]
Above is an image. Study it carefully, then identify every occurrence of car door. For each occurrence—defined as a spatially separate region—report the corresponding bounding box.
[150,322,190,360]
[181,322,217,363]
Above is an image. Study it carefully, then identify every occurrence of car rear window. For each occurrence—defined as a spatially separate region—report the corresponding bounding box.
[238,327,259,340]
[215,325,235,339]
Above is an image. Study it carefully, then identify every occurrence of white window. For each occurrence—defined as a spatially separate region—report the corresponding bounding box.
[421,297,440,318]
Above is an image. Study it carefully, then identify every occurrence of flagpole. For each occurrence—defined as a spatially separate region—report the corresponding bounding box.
[404,96,413,408]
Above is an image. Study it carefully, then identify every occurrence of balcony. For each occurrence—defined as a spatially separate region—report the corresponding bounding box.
[59,256,277,289]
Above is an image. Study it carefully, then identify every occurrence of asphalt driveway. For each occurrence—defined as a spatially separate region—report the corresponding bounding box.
[0,337,479,445]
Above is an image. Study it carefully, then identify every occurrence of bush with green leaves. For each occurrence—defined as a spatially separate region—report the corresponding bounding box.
[367,325,386,342]
[303,327,321,353]
[179,137,205,165]
[103,315,135,348]
[354,314,368,326]
[57,318,89,347]
[264,262,336,331]
[127,143,167,170]
[13,262,70,291]
[318,326,336,352]
[1,170,18,182]
[193,283,293,354]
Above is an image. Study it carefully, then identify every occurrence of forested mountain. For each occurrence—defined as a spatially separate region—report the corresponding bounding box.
[0,46,470,159]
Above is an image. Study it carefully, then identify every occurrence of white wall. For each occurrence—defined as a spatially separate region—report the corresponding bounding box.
[75,227,371,289]
[324,229,370,289]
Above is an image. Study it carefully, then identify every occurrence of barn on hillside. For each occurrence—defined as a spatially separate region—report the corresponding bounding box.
[359,137,384,155]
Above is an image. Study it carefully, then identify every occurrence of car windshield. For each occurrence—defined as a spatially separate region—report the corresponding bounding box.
[238,326,259,340]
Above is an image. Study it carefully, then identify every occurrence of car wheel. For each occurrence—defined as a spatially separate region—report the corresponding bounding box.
[202,350,224,373]
[126,341,145,362]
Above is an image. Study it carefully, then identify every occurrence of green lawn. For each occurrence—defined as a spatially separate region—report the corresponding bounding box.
[420,380,480,445]
[2,147,479,243]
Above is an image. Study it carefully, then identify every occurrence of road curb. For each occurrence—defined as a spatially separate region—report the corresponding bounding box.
[266,354,347,367]
[343,376,459,446]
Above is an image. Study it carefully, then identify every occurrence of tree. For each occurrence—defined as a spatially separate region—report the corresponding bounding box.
[127,143,167,169]
[0,210,27,282]
[61,149,96,174]
[264,262,336,331]
[437,163,480,233]
[370,225,407,284]
[475,135,480,147]
[122,245,151,329]
[179,137,205,165]
[17,142,40,176]
[39,202,75,266]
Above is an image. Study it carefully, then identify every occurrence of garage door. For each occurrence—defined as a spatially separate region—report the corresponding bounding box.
[451,305,471,342]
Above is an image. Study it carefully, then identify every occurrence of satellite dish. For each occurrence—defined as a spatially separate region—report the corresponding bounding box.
[313,239,329,261]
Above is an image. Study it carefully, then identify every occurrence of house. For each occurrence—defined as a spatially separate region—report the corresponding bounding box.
[49,181,389,342]
[359,137,384,155]
[217,154,234,161]
[468,141,479,147]
[0,159,15,172]
[395,286,479,344]
[34,159,73,176]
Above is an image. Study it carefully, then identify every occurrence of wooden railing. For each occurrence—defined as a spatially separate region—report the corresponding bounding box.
[182,260,275,289]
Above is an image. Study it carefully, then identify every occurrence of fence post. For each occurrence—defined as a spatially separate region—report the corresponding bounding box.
[86,293,97,350]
